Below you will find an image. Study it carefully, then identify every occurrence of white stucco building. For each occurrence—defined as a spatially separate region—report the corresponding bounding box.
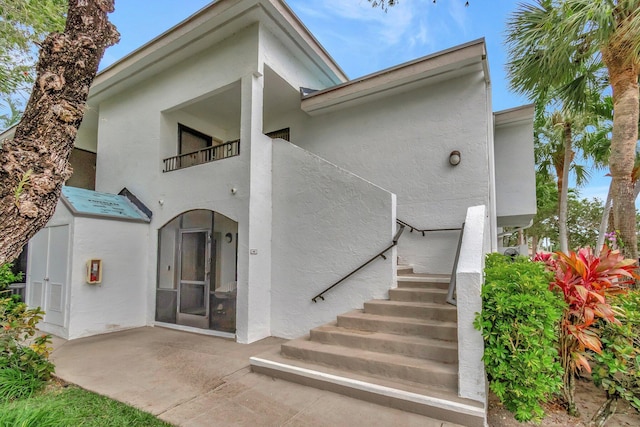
[8,0,536,424]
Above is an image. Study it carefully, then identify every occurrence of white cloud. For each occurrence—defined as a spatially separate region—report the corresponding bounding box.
[447,0,469,34]
[289,0,436,49]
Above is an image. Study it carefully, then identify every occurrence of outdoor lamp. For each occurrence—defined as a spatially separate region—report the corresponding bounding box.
[449,150,461,166]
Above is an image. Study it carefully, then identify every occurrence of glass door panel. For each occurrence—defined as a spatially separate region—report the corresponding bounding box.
[177,230,210,328]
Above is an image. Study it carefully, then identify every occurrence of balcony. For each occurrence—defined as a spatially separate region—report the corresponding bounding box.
[163,139,240,173]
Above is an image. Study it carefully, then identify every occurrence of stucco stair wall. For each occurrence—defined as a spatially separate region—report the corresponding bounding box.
[250,266,485,427]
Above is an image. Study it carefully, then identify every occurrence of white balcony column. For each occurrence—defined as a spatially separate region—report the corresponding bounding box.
[235,71,272,344]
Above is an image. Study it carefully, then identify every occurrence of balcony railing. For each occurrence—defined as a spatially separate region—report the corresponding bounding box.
[163,139,240,172]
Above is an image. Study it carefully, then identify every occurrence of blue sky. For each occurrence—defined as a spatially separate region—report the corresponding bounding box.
[100,0,612,202]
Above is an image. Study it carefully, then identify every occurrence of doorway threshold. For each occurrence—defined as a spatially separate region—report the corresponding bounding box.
[154,322,236,340]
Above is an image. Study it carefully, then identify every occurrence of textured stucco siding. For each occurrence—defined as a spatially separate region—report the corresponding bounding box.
[456,205,488,405]
[494,120,536,227]
[271,139,395,339]
[67,217,149,339]
[290,72,490,274]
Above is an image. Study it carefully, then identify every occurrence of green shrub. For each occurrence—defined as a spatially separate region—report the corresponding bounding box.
[0,296,54,401]
[474,253,565,422]
[590,291,640,425]
[0,263,23,292]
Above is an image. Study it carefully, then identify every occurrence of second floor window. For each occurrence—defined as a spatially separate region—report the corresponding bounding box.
[179,124,213,155]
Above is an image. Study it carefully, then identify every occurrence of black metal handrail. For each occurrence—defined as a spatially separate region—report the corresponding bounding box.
[446,222,465,306]
[163,139,240,172]
[396,219,462,236]
[311,224,405,303]
[396,219,464,305]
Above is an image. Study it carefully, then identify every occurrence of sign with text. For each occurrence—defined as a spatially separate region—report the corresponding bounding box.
[62,187,150,222]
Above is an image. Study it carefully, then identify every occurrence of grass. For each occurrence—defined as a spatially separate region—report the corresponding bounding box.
[0,382,172,427]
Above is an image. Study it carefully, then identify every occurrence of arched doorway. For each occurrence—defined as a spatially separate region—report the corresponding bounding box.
[155,210,238,333]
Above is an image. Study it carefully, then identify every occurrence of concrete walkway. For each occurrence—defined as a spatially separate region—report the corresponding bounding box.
[50,327,460,427]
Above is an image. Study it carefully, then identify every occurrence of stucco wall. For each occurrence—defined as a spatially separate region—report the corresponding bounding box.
[26,201,149,340]
[455,205,488,405]
[95,25,258,197]
[259,24,339,93]
[93,26,263,341]
[271,139,396,339]
[67,217,149,339]
[494,118,536,227]
[290,72,490,274]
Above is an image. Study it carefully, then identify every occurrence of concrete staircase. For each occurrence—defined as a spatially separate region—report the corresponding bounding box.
[250,266,485,426]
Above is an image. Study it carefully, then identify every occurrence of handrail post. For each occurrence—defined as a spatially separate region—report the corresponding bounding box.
[446,222,465,306]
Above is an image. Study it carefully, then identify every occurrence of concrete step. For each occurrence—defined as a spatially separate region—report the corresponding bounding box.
[397,265,414,275]
[310,323,457,362]
[364,300,457,322]
[337,310,457,341]
[389,287,448,304]
[280,337,458,390]
[398,275,450,290]
[250,349,484,427]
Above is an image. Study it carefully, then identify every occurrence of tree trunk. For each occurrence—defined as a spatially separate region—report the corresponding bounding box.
[0,1,119,265]
[558,121,573,254]
[564,365,579,417]
[604,52,639,261]
[589,396,618,427]
[595,183,613,256]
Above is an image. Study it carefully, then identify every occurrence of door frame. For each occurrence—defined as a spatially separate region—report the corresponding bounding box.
[176,228,211,329]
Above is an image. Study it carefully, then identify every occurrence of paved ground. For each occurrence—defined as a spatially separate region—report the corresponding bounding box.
[51,327,459,427]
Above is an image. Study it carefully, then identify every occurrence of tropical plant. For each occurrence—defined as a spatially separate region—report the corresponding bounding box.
[528,177,605,252]
[0,296,54,400]
[0,0,67,132]
[534,108,594,253]
[535,246,640,415]
[475,253,564,422]
[590,291,640,426]
[0,263,23,292]
[507,0,640,260]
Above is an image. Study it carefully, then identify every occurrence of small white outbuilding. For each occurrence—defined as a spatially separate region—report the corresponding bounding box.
[26,186,150,340]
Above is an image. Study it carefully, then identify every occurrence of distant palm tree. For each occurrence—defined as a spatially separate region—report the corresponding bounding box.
[535,108,592,252]
[506,0,640,260]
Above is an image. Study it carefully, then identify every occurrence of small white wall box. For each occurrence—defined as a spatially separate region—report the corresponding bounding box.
[86,259,103,284]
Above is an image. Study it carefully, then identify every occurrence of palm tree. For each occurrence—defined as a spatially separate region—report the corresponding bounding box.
[535,109,592,252]
[506,0,640,260]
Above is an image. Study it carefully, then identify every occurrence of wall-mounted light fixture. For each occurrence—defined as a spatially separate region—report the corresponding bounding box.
[449,150,461,166]
[225,232,233,243]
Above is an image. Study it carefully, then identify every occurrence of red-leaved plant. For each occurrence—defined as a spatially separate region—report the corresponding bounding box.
[533,246,640,416]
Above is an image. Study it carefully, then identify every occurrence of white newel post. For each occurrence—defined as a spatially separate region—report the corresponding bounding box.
[456,205,487,404]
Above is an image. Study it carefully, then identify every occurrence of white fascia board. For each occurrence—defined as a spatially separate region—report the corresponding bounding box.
[267,0,348,82]
[301,39,487,116]
[494,104,535,127]
[90,0,346,103]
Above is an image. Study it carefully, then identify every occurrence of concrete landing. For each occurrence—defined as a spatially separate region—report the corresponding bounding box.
[50,327,462,427]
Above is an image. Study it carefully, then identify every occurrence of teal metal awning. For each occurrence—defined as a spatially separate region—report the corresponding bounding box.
[61,186,150,223]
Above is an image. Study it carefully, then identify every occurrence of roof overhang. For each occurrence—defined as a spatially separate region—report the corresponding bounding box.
[0,126,15,142]
[494,104,535,127]
[301,39,488,116]
[89,0,347,105]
